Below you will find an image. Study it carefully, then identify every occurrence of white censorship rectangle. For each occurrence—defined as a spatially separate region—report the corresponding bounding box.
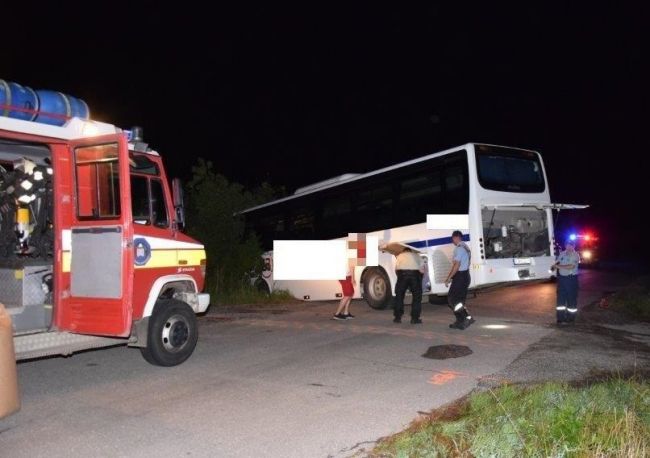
[273,237,379,280]
[426,214,469,230]
[273,240,347,280]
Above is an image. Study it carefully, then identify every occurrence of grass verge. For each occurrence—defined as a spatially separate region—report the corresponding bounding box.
[212,286,296,306]
[372,378,650,457]
[607,276,650,321]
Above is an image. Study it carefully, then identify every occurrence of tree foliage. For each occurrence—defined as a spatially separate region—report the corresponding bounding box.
[185,159,281,296]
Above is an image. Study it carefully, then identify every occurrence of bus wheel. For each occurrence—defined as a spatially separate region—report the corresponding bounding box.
[140,299,198,367]
[428,295,448,306]
[363,268,393,310]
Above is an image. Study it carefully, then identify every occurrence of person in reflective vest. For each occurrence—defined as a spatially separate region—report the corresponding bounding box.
[553,240,581,324]
[444,230,475,330]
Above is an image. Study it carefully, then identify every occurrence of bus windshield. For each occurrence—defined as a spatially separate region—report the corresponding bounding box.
[475,145,545,193]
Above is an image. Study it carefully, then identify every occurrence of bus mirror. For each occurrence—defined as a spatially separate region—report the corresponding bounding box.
[172,178,185,230]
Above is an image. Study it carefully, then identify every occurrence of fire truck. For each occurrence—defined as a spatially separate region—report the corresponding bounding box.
[0,82,209,366]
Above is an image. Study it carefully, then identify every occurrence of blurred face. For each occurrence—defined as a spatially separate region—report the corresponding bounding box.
[565,242,575,252]
[452,235,461,245]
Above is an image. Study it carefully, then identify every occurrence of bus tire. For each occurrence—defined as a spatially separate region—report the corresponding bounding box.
[428,295,448,305]
[140,299,198,367]
[363,268,393,310]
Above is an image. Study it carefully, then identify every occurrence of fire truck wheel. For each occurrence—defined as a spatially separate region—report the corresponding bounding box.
[362,267,393,310]
[140,299,198,367]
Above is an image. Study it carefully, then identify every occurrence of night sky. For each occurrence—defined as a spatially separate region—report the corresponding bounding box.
[3,3,648,260]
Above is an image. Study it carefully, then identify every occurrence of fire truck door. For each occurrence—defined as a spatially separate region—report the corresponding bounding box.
[60,134,134,337]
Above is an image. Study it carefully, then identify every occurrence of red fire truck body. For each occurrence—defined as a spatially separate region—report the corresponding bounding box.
[0,115,209,366]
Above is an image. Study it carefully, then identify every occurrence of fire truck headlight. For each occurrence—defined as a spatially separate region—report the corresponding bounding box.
[582,250,592,259]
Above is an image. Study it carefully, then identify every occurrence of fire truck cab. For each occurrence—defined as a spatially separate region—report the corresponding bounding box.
[0,115,209,366]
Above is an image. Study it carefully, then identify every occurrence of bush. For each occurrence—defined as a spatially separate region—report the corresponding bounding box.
[185,159,282,302]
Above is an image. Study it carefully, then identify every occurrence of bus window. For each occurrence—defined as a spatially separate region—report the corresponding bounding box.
[353,182,394,232]
[321,194,352,239]
[396,170,443,227]
[288,206,316,238]
[245,210,281,250]
[445,165,463,190]
[475,145,545,193]
[444,159,469,213]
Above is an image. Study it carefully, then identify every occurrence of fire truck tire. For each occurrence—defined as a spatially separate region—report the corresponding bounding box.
[362,268,393,310]
[140,299,198,367]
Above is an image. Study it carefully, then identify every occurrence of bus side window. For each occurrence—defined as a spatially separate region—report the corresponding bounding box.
[444,160,469,213]
[288,206,316,239]
[396,169,443,227]
[321,194,352,239]
[353,183,393,232]
[253,211,286,250]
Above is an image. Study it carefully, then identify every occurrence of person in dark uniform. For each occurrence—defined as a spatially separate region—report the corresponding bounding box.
[393,247,425,324]
[553,240,580,324]
[444,230,475,330]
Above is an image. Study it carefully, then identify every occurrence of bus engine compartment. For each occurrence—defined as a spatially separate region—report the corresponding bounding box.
[482,207,551,259]
[0,139,54,333]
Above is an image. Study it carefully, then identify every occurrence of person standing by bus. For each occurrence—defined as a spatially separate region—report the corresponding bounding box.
[444,230,475,330]
[554,240,580,324]
[333,265,355,320]
[393,247,425,324]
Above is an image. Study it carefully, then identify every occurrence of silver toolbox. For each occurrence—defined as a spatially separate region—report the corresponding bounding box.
[0,263,52,309]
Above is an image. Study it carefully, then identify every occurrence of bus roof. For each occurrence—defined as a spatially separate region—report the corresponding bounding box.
[241,142,539,214]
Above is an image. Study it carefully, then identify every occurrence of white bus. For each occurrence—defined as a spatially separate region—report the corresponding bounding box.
[241,143,581,309]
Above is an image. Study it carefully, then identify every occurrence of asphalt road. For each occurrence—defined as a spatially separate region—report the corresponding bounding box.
[0,269,633,457]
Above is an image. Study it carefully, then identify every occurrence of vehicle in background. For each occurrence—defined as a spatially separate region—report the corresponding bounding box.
[241,143,587,309]
[555,232,600,267]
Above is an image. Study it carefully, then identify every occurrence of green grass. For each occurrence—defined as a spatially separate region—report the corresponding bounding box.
[212,286,295,306]
[609,276,650,321]
[372,378,650,457]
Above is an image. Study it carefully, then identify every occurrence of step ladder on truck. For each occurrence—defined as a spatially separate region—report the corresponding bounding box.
[0,80,210,366]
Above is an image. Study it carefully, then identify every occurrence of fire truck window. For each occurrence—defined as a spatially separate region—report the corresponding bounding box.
[150,179,169,228]
[131,175,150,224]
[75,144,121,219]
[130,154,159,175]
